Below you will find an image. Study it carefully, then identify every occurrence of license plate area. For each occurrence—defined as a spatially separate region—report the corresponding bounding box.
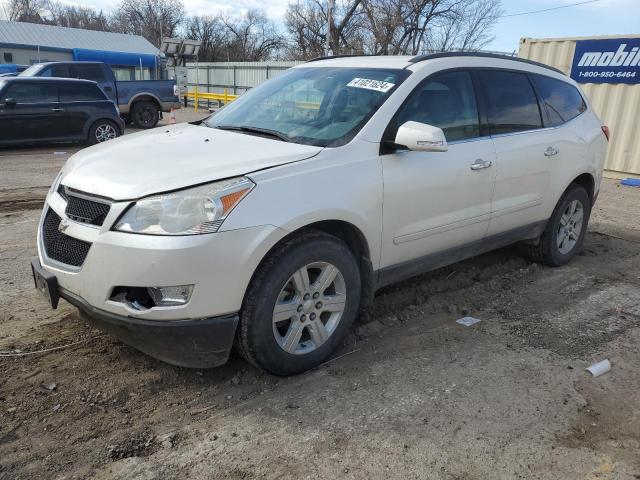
[31,258,59,309]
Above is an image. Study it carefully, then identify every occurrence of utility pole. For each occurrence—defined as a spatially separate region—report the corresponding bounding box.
[325,0,335,56]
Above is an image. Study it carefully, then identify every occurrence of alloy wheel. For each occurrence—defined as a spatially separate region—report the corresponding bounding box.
[272,262,347,355]
[557,199,584,254]
[95,123,117,143]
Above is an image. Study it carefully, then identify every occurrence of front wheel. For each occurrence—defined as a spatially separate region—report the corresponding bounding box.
[528,184,591,266]
[88,119,120,145]
[236,232,361,376]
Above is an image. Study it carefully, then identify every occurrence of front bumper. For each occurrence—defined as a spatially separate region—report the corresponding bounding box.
[61,286,239,368]
[34,187,288,366]
[37,189,283,321]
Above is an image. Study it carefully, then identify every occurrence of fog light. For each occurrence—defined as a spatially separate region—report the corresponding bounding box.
[146,285,194,307]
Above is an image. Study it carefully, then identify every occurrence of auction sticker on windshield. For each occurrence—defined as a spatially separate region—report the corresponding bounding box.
[347,78,395,92]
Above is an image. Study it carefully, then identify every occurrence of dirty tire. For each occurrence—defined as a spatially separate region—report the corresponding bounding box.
[88,119,120,145]
[130,101,159,129]
[236,231,361,376]
[528,184,591,267]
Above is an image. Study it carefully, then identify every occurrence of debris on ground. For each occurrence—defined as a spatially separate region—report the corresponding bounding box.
[587,359,612,378]
[107,434,156,460]
[456,316,482,327]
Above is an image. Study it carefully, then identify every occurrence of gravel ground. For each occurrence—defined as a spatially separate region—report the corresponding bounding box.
[1,119,639,479]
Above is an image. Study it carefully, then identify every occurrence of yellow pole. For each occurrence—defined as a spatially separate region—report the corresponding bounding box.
[224,88,228,105]
[194,87,198,112]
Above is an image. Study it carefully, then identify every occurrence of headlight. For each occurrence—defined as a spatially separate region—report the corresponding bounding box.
[49,170,64,196]
[114,177,254,235]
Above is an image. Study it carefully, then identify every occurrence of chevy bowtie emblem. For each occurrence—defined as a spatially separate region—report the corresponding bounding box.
[58,218,69,233]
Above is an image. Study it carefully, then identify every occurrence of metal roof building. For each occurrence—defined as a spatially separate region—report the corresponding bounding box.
[0,21,163,77]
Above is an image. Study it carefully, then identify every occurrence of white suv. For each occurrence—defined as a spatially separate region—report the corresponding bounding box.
[32,53,608,375]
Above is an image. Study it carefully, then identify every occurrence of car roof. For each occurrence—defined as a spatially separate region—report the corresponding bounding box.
[297,52,564,76]
[296,55,415,69]
[31,61,101,66]
[5,76,98,85]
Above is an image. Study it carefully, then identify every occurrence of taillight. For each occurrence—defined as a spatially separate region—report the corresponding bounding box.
[601,126,610,142]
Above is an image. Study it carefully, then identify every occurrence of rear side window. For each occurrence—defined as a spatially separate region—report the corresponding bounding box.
[74,64,106,83]
[3,82,58,103]
[395,71,480,141]
[479,70,542,135]
[40,64,71,78]
[532,74,586,127]
[59,83,107,102]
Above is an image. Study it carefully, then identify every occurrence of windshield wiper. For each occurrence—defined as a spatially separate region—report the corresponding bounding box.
[215,125,291,142]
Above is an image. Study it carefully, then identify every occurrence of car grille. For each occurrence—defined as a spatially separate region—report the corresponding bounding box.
[42,208,92,267]
[62,189,111,226]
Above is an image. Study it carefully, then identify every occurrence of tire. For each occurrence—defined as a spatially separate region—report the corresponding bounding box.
[130,101,159,129]
[528,184,591,266]
[88,119,120,145]
[237,231,361,376]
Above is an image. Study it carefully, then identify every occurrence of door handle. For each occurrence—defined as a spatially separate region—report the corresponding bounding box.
[50,108,64,112]
[544,146,559,157]
[470,158,492,171]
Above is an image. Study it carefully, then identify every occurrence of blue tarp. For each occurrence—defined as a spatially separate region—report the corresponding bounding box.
[0,64,19,74]
[72,49,157,68]
[620,178,640,188]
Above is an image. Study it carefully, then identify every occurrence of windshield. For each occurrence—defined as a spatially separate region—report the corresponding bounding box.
[204,67,409,147]
[19,64,45,77]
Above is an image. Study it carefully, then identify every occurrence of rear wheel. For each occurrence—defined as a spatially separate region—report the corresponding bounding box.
[236,232,361,376]
[88,119,120,145]
[528,184,591,266]
[130,101,159,129]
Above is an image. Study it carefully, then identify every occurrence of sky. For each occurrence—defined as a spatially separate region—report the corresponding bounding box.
[487,0,640,53]
[1,0,638,53]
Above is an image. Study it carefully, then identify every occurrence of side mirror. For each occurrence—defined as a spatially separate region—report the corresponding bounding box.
[3,98,17,108]
[394,121,448,152]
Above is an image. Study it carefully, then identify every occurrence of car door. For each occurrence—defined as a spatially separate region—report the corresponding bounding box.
[380,70,497,272]
[530,72,591,205]
[477,70,558,237]
[57,82,103,138]
[73,64,116,103]
[0,81,60,142]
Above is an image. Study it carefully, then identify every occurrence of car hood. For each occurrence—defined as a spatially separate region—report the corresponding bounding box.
[61,123,323,200]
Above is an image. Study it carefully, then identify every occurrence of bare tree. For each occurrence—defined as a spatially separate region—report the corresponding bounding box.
[285,1,326,59]
[285,0,366,58]
[7,0,47,22]
[425,0,502,52]
[286,0,502,59]
[48,2,111,31]
[185,15,229,62]
[222,10,285,61]
[4,0,502,63]
[111,0,185,46]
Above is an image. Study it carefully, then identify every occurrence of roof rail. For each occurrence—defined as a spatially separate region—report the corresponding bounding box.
[306,54,373,63]
[407,52,565,75]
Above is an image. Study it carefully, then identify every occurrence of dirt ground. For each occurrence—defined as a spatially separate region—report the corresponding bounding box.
[1,115,639,479]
